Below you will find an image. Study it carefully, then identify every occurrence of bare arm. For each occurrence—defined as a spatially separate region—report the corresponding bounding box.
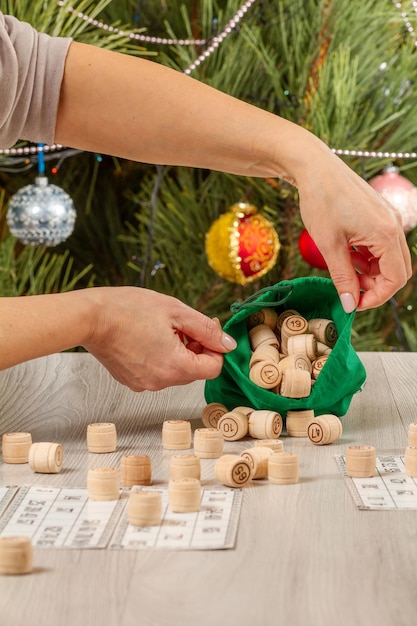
[55,42,296,179]
[0,287,236,391]
[0,38,410,388]
[55,42,411,312]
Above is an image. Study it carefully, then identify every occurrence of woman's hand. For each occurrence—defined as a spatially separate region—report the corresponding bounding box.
[83,287,237,391]
[295,140,412,312]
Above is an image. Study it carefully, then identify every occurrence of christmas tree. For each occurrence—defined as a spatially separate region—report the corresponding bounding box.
[1,0,417,351]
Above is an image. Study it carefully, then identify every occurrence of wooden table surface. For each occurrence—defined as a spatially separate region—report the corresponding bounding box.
[0,352,416,626]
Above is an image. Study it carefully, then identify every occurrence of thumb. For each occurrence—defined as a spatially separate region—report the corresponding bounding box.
[320,244,360,314]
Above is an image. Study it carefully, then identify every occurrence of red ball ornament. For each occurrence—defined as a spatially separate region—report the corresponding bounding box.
[369,164,417,233]
[298,229,328,270]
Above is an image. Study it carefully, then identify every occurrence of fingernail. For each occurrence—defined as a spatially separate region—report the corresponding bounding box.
[340,292,356,314]
[222,332,237,351]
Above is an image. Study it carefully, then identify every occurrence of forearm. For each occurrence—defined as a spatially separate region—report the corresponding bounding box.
[0,287,235,389]
[54,42,411,314]
[55,42,325,186]
[0,290,95,369]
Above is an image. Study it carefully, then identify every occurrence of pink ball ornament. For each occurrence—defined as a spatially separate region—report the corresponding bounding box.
[369,165,417,233]
[298,229,328,270]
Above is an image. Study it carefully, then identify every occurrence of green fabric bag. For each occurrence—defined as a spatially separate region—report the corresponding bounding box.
[204,276,366,418]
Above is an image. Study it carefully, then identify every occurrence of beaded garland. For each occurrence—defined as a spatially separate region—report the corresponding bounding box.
[393,0,417,50]
[2,1,417,163]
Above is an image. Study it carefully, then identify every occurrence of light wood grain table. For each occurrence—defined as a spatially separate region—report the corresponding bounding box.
[0,352,416,626]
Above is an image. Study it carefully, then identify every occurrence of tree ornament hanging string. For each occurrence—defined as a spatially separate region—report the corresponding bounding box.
[38,141,46,176]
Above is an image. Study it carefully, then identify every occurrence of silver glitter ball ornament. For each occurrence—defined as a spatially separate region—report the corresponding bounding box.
[7,176,76,246]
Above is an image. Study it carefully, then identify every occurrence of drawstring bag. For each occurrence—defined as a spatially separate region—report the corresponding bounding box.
[204,276,366,418]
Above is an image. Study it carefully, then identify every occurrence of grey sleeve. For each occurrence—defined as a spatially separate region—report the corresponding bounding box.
[0,13,72,148]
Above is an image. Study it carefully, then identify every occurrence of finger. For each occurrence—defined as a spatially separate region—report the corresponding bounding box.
[166,345,225,385]
[359,240,410,310]
[185,340,204,354]
[189,347,225,381]
[378,198,413,279]
[174,306,237,353]
[116,347,223,391]
[315,236,360,313]
[313,218,411,312]
[400,229,413,279]
[350,249,380,277]
[356,273,399,311]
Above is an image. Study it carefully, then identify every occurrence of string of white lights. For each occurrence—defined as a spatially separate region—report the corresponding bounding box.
[332,148,417,159]
[55,0,258,73]
[2,145,416,161]
[0,144,64,157]
[183,0,257,74]
[57,0,207,45]
[392,0,417,49]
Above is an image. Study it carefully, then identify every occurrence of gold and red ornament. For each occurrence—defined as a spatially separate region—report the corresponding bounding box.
[205,202,280,285]
[298,228,328,270]
[369,164,417,233]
